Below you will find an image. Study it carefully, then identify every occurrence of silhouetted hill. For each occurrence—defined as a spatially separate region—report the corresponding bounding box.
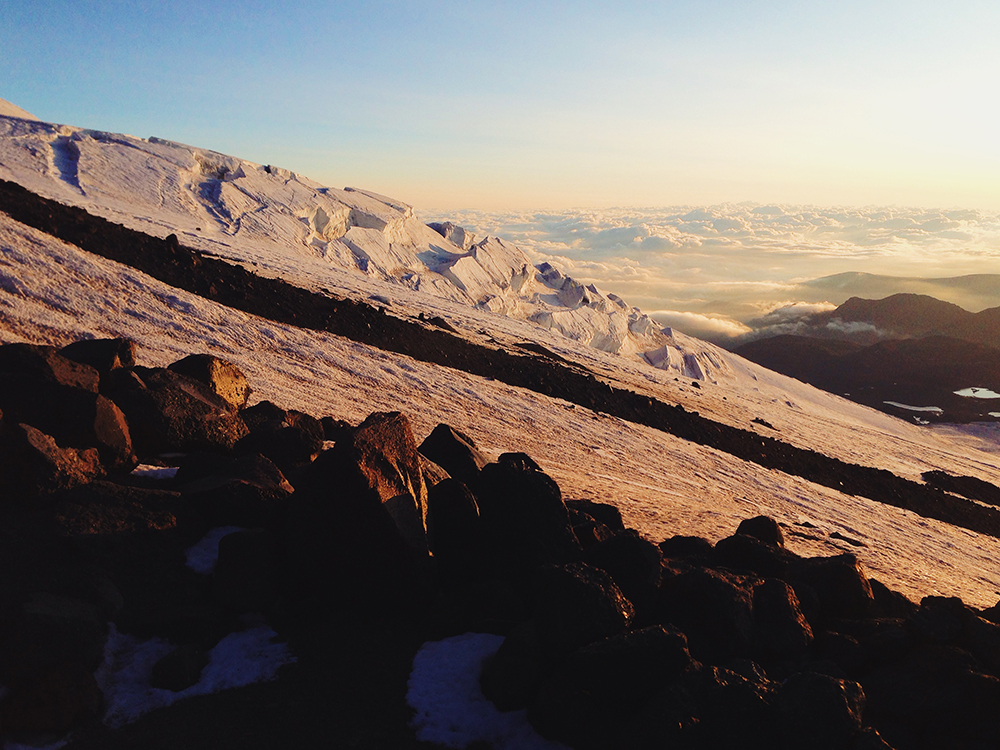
[812,294,973,338]
[735,334,1000,424]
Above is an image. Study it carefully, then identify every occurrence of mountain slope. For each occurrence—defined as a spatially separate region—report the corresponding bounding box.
[3,111,1000,613]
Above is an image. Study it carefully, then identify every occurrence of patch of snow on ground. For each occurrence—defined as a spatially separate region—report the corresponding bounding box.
[407,633,569,750]
[96,624,295,728]
[185,526,243,574]
[882,401,944,413]
[955,387,1000,399]
[129,464,179,480]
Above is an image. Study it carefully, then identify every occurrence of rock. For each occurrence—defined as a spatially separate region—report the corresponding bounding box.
[320,416,353,442]
[472,454,581,576]
[168,353,251,409]
[773,671,865,750]
[239,400,288,432]
[737,515,785,547]
[583,529,663,612]
[817,631,865,680]
[53,481,198,540]
[1,422,105,499]
[908,595,965,645]
[60,337,136,380]
[532,563,634,656]
[233,406,325,475]
[788,553,874,628]
[659,535,714,561]
[418,423,489,485]
[565,499,625,532]
[528,625,692,749]
[417,454,450,488]
[213,529,279,612]
[572,518,616,549]
[426,479,487,588]
[869,578,917,619]
[110,367,248,455]
[655,566,757,664]
[0,343,100,392]
[713,532,794,579]
[150,644,210,692]
[752,577,814,660]
[2,593,108,675]
[178,453,293,528]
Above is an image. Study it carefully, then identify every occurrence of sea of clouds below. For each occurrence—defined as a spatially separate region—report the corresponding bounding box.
[420,205,1000,345]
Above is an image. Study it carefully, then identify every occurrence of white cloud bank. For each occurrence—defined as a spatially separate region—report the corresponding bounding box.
[422,204,1000,343]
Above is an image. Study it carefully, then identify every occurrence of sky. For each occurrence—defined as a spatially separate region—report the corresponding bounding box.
[3,0,1000,212]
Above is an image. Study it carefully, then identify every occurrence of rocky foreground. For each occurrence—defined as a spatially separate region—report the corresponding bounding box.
[3,338,1000,750]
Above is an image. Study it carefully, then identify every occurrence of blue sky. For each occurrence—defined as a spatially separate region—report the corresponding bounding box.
[3,0,999,210]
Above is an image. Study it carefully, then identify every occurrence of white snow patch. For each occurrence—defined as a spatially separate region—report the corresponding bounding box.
[185,526,243,574]
[407,633,568,750]
[955,387,1000,399]
[96,624,295,728]
[129,464,179,480]
[883,401,944,414]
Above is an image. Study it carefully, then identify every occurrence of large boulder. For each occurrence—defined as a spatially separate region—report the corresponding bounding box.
[788,554,875,629]
[418,423,489,485]
[471,453,581,576]
[772,671,865,750]
[752,577,814,661]
[0,344,135,469]
[178,453,293,528]
[59,338,136,382]
[528,625,692,749]
[110,367,248,456]
[655,566,758,664]
[583,529,663,613]
[235,402,324,476]
[425,478,488,588]
[212,529,279,613]
[168,353,251,409]
[532,562,634,656]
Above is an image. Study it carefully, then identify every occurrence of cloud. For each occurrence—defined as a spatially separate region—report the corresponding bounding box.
[647,310,753,343]
[419,203,1000,341]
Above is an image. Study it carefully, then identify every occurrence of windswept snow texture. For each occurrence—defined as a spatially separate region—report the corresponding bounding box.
[96,625,295,729]
[0,116,702,375]
[407,633,568,750]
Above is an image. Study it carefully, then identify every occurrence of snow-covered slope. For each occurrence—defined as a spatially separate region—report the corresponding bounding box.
[0,115,706,374]
[3,111,1000,610]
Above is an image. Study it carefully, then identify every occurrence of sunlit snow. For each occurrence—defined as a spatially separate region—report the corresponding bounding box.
[882,401,944,414]
[955,387,1000,399]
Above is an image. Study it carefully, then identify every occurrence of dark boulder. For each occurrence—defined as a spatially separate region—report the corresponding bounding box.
[528,625,692,749]
[480,621,547,711]
[659,534,714,562]
[565,499,625,532]
[1,422,105,499]
[870,578,917,619]
[426,479,487,588]
[60,337,136,381]
[752,577,814,661]
[714,531,794,579]
[655,566,757,664]
[772,671,865,750]
[168,353,251,409]
[737,515,785,547]
[471,454,581,576]
[418,423,489,485]
[583,529,663,613]
[533,562,634,656]
[320,416,353,442]
[179,453,293,528]
[0,661,102,736]
[788,553,874,628]
[0,343,100,392]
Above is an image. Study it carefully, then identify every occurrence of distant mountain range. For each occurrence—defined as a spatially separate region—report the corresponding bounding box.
[735,295,1000,423]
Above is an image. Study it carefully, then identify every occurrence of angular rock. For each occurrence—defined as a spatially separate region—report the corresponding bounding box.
[788,553,874,628]
[0,662,102,735]
[418,423,489,485]
[714,532,794,579]
[655,566,757,664]
[481,621,547,712]
[320,416,353,442]
[870,578,917,619]
[168,353,251,409]
[60,337,136,380]
[773,671,865,750]
[659,535,714,562]
[1,422,105,499]
[418,454,450,488]
[0,342,100,392]
[110,367,248,455]
[178,453,293,528]
[533,562,634,656]
[583,529,663,612]
[528,625,692,749]
[752,577,814,660]
[565,499,625,533]
[426,478,487,588]
[472,454,581,576]
[737,515,785,548]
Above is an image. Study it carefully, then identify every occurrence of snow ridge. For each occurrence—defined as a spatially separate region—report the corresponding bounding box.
[0,114,726,381]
